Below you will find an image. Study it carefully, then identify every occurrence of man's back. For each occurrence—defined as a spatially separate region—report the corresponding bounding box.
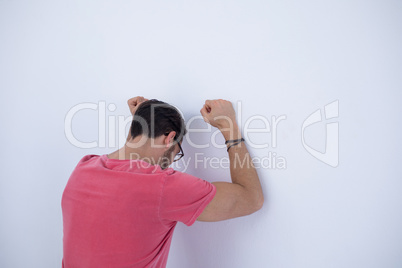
[61,154,216,268]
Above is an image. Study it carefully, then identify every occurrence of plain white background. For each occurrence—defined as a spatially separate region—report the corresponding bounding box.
[0,0,401,267]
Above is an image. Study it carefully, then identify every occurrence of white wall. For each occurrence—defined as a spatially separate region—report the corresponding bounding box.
[1,0,401,267]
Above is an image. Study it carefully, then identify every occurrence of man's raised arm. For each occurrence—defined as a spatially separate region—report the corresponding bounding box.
[197,99,264,222]
[125,96,148,143]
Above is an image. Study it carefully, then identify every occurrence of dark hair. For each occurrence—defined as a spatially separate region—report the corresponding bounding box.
[130,99,187,142]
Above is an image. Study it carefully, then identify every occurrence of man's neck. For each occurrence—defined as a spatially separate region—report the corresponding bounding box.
[107,139,163,166]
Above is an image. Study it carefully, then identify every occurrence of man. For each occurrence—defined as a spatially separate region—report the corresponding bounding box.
[61,97,264,267]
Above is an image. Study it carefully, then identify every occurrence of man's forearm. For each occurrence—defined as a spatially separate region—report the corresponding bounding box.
[126,125,132,143]
[221,124,264,206]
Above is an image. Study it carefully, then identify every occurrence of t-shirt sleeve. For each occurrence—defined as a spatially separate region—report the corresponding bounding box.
[159,170,216,226]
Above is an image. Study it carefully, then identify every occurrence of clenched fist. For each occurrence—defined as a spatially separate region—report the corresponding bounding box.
[200,99,237,130]
[127,96,149,116]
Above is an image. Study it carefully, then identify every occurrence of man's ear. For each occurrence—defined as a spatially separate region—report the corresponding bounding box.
[164,131,176,148]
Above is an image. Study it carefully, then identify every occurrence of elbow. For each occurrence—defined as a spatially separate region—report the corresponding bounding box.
[254,190,264,211]
[249,196,264,214]
[243,189,264,214]
[246,199,263,216]
[255,197,264,211]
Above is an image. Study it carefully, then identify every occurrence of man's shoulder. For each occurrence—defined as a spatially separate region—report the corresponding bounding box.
[77,154,101,164]
[164,169,211,188]
[165,169,197,179]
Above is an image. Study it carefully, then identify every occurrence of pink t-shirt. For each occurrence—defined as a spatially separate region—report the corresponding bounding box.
[61,154,216,268]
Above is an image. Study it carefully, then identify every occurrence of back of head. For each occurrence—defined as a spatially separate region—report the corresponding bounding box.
[130,99,187,143]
